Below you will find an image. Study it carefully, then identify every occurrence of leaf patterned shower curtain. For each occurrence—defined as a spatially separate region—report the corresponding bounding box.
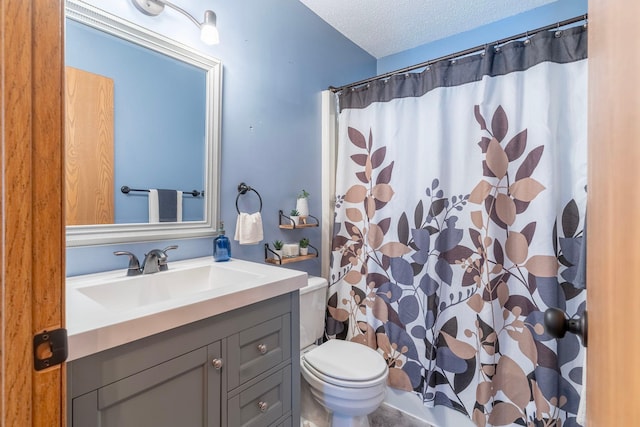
[327,25,587,427]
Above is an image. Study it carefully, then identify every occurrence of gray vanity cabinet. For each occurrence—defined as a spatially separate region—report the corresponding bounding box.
[72,344,221,426]
[67,292,300,427]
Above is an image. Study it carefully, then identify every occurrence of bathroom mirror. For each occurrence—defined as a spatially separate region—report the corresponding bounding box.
[65,0,221,246]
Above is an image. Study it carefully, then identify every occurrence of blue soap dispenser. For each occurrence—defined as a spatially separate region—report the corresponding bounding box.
[213,221,231,262]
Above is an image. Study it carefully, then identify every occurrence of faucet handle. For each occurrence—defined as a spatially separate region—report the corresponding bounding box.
[158,245,178,271]
[114,251,141,276]
[162,245,179,255]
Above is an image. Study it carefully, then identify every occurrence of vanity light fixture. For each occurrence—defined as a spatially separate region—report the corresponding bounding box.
[131,0,219,45]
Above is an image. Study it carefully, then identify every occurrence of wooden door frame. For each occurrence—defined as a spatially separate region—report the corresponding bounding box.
[1,0,638,426]
[586,0,640,424]
[0,0,66,426]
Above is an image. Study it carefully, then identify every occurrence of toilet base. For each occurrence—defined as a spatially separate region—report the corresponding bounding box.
[301,375,374,427]
[330,412,370,427]
[301,377,331,426]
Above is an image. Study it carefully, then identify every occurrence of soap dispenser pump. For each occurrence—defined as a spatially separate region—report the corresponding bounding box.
[213,221,231,262]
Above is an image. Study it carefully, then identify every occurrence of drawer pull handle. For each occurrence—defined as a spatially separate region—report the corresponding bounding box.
[257,343,268,354]
[258,401,268,412]
[211,358,224,369]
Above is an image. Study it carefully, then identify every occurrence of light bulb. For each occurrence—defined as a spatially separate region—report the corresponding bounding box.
[200,10,219,45]
[201,25,219,45]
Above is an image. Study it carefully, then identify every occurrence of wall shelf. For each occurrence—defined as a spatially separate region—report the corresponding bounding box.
[264,243,318,265]
[278,210,319,229]
[265,254,317,265]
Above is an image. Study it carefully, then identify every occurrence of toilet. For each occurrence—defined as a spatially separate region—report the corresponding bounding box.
[299,276,389,427]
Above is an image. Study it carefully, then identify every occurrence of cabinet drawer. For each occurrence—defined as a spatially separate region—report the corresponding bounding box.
[228,366,291,427]
[227,314,291,389]
[273,417,292,427]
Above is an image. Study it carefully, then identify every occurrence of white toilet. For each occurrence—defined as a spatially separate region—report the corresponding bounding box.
[299,276,389,427]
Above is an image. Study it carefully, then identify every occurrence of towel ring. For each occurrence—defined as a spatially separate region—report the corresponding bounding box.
[236,182,263,214]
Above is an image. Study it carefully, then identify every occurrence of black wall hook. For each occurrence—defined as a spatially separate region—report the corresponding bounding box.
[544,308,588,347]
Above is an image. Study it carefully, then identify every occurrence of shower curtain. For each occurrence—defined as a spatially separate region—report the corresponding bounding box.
[327,25,587,427]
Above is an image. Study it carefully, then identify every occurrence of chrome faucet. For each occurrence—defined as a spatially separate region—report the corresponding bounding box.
[114,245,179,276]
[113,251,142,276]
[141,249,165,274]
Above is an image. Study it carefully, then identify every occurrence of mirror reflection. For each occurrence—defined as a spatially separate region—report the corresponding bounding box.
[66,18,206,225]
[64,1,221,246]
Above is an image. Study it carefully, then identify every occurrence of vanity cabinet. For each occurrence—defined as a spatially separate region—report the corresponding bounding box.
[67,292,300,427]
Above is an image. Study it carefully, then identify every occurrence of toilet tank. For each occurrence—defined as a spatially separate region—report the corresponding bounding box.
[299,276,329,349]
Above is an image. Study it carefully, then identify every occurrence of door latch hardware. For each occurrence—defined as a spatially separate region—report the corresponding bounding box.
[544,309,588,347]
[33,328,68,371]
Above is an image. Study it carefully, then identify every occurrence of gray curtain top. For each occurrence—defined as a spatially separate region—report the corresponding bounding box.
[338,25,587,111]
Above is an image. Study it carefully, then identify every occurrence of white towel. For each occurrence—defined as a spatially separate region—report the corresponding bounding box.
[148,189,183,223]
[234,212,263,245]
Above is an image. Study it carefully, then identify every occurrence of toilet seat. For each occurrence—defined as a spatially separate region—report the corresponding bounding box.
[301,339,388,388]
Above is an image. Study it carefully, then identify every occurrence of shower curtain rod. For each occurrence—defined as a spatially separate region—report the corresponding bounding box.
[328,14,588,93]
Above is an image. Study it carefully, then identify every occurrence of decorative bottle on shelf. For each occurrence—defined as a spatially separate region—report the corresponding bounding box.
[213,221,231,262]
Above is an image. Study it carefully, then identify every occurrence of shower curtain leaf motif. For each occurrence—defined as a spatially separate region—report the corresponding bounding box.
[331,116,582,424]
[328,28,588,424]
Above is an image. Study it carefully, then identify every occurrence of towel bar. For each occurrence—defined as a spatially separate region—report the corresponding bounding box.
[236,182,263,214]
[121,186,203,197]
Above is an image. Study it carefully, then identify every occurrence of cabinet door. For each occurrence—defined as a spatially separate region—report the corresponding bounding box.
[207,340,224,426]
[72,344,222,427]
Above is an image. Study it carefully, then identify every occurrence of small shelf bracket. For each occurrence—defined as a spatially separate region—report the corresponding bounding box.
[264,243,282,263]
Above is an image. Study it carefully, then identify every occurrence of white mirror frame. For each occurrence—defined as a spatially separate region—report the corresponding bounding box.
[65,0,221,247]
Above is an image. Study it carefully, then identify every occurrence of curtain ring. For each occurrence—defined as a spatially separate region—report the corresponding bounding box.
[555,22,562,38]
[523,31,531,45]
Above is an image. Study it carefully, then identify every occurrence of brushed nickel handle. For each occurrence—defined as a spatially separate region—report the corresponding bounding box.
[211,358,224,369]
[257,343,267,354]
[258,401,268,412]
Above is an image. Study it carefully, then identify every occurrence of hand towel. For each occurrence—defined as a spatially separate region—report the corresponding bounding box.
[234,212,263,245]
[149,189,183,223]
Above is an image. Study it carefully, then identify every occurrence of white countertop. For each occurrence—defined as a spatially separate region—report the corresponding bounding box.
[66,257,307,361]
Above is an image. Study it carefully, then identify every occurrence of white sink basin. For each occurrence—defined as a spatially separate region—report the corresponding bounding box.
[66,257,307,361]
[77,264,260,311]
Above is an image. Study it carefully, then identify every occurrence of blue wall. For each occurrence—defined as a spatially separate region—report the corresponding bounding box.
[66,0,588,278]
[66,0,375,276]
[378,0,588,74]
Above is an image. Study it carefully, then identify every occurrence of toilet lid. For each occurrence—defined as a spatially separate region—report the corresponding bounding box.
[303,339,387,382]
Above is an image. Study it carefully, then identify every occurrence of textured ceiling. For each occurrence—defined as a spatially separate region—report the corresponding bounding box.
[299,0,558,58]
